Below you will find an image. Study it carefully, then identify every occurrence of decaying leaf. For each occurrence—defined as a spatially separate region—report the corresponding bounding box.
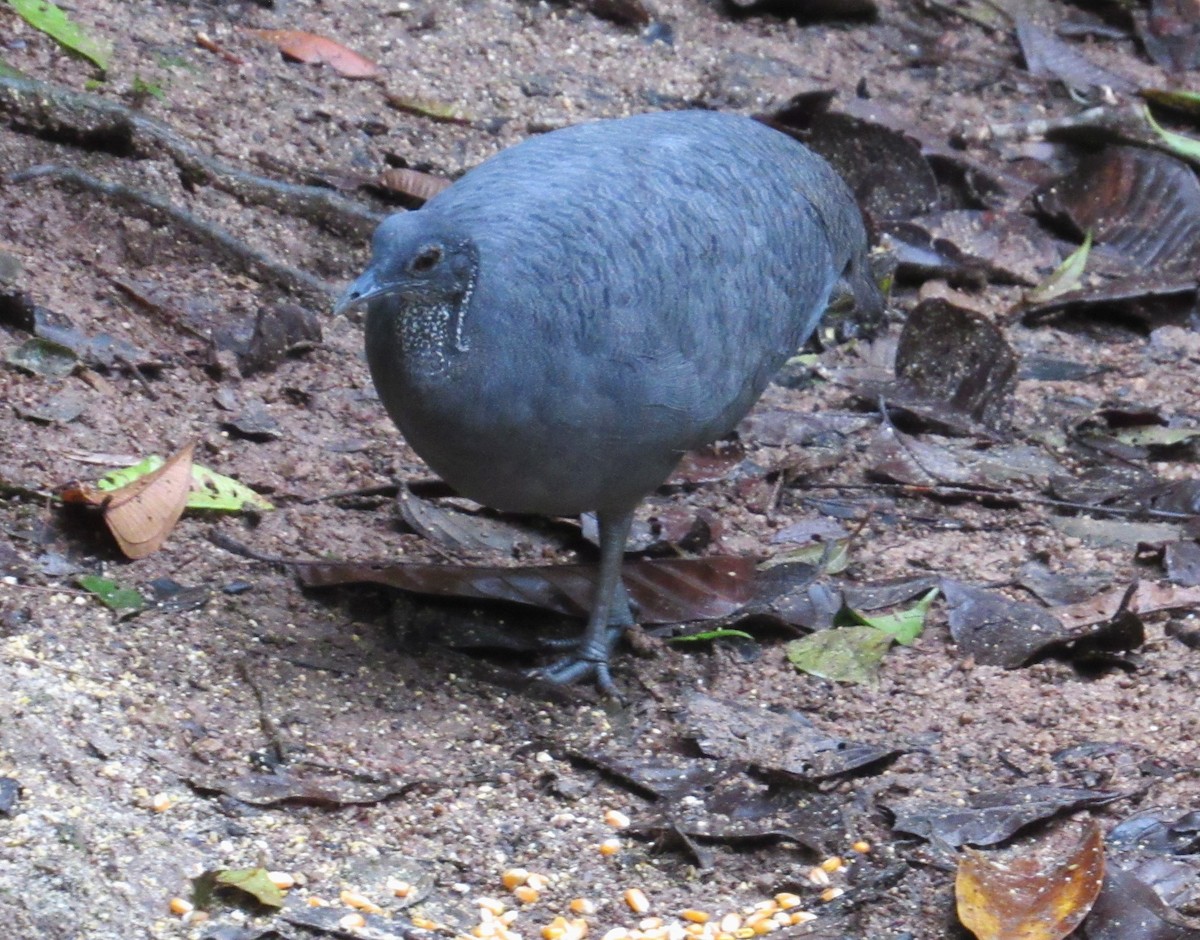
[1026,232,1092,304]
[376,167,452,206]
[956,825,1105,940]
[97,441,195,559]
[193,867,284,909]
[248,29,380,79]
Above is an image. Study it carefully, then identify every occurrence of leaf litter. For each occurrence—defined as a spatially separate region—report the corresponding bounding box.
[2,0,1200,938]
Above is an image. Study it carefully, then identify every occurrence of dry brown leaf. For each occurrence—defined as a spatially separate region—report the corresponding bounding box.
[377,168,452,205]
[956,824,1105,940]
[247,29,380,79]
[101,441,196,559]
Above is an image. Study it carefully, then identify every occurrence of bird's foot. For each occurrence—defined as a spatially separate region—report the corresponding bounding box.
[530,623,628,696]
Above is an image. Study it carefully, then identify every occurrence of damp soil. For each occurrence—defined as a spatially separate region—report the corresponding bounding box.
[1,2,1198,939]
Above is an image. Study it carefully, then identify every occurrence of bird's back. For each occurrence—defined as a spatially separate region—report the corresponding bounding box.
[387,111,871,515]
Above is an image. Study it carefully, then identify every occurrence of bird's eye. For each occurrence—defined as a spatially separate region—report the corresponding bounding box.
[410,245,443,273]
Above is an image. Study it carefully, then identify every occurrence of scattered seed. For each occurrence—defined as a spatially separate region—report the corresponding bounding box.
[851,840,871,854]
[151,793,173,813]
[820,856,844,873]
[624,888,650,914]
[307,896,328,907]
[184,910,210,925]
[268,871,296,890]
[639,917,664,930]
[542,915,569,940]
[772,893,800,911]
[599,838,621,857]
[807,867,831,887]
[526,873,551,892]
[604,809,631,829]
[339,912,367,930]
[718,913,742,933]
[601,929,630,940]
[569,898,596,916]
[413,915,441,930]
[502,868,531,891]
[479,897,507,917]
[169,897,193,916]
[388,877,413,897]
[733,929,755,939]
[789,912,818,925]
[341,889,383,914]
[819,887,844,903]
[681,910,709,924]
[514,885,540,905]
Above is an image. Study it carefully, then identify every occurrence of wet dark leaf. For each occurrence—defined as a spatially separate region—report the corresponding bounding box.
[957,825,1105,940]
[684,692,901,780]
[888,785,1125,847]
[1081,866,1200,939]
[1163,541,1200,585]
[0,777,20,816]
[1017,561,1113,606]
[398,485,568,557]
[941,580,1144,668]
[1034,146,1200,271]
[1016,17,1136,96]
[866,425,1061,488]
[1109,809,1200,855]
[6,337,77,378]
[585,0,652,26]
[297,555,755,624]
[893,298,1019,432]
[238,303,321,376]
[722,0,878,20]
[1133,0,1200,72]
[222,404,282,442]
[185,769,415,807]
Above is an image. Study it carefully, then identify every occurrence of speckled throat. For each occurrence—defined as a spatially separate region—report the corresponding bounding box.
[394,263,476,379]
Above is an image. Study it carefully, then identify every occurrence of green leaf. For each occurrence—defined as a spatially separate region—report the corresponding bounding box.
[1145,106,1200,164]
[7,0,111,71]
[1027,232,1091,304]
[76,574,144,613]
[786,626,894,684]
[189,464,273,511]
[668,628,755,644]
[1141,89,1200,118]
[6,337,78,378]
[837,587,939,646]
[761,538,850,574]
[98,456,274,511]
[213,868,284,908]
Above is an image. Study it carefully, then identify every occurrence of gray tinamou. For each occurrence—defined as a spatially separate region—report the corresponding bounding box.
[336,110,881,691]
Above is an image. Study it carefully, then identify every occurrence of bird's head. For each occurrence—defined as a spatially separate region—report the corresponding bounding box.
[334,212,477,315]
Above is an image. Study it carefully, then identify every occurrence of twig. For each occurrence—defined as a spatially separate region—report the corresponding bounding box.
[7,165,336,301]
[0,75,383,238]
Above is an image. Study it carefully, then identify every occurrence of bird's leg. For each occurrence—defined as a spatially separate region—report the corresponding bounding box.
[536,508,635,692]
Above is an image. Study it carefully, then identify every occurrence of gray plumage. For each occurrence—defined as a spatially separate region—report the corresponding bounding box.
[337,110,880,690]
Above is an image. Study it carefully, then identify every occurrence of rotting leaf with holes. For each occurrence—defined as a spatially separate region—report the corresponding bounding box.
[956,824,1105,940]
[247,29,380,79]
[888,786,1125,848]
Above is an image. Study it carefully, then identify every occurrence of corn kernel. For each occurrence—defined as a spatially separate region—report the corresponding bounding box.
[851,840,871,854]
[308,896,328,907]
[624,888,650,914]
[184,910,210,924]
[807,867,831,887]
[733,929,755,939]
[819,887,844,903]
[413,916,441,930]
[639,918,663,930]
[790,912,817,926]
[604,809,631,829]
[569,899,595,916]
[680,910,709,924]
[169,897,193,916]
[341,890,383,914]
[151,793,173,813]
[718,914,742,933]
[526,873,551,892]
[599,838,621,857]
[601,930,630,940]
[514,886,540,905]
[820,856,844,873]
[388,878,413,897]
[503,868,531,891]
[339,912,367,930]
[268,871,296,890]
[772,893,800,910]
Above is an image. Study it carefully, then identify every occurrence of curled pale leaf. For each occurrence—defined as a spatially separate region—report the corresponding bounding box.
[100,441,195,559]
